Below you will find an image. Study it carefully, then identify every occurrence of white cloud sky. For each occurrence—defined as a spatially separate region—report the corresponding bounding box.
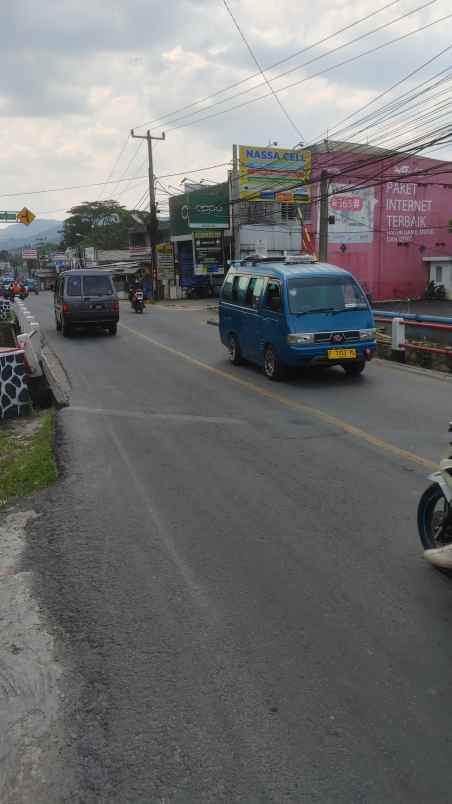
[0,0,451,224]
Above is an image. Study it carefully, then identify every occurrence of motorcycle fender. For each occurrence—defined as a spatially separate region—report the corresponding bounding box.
[428,470,452,503]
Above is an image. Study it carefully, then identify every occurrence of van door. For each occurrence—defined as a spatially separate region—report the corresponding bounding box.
[243,276,265,362]
[259,279,285,363]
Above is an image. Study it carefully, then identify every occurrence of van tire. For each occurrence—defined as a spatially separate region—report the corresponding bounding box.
[62,321,71,338]
[343,361,365,377]
[264,345,286,381]
[228,334,242,365]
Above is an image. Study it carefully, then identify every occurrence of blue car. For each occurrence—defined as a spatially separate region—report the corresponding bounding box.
[219,256,376,380]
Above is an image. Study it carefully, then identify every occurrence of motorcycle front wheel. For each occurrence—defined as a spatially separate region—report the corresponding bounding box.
[417,483,452,550]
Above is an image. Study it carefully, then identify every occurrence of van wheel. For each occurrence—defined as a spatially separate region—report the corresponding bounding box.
[264,345,286,381]
[228,334,242,365]
[343,361,365,377]
[62,321,71,337]
[109,324,117,336]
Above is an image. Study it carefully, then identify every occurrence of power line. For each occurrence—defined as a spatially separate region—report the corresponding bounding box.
[162,0,442,133]
[164,12,452,135]
[222,0,304,142]
[133,0,404,131]
[0,162,231,198]
[319,45,452,143]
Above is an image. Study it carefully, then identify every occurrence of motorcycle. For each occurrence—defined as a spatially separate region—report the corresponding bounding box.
[132,289,145,314]
[425,280,446,300]
[418,422,452,568]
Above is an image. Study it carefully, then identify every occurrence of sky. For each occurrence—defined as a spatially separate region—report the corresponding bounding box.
[0,0,451,224]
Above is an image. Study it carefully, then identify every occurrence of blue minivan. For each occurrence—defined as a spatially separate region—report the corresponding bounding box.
[219,256,376,380]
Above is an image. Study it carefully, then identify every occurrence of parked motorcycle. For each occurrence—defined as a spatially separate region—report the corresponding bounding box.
[132,289,145,313]
[418,422,452,568]
[425,280,446,300]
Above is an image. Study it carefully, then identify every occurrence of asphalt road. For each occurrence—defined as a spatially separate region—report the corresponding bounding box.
[21,293,452,803]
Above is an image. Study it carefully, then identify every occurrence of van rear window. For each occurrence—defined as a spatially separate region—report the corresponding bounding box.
[83,276,113,297]
[66,276,81,296]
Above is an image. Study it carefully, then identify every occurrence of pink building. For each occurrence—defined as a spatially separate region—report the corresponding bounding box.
[310,142,452,301]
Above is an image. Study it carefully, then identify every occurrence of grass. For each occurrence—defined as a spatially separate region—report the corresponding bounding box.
[0,410,57,510]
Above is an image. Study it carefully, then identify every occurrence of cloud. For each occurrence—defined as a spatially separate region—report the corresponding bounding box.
[0,0,450,222]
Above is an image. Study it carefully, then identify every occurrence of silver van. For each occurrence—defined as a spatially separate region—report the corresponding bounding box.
[54,270,119,337]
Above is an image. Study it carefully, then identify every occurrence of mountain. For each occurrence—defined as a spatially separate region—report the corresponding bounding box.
[0,219,64,252]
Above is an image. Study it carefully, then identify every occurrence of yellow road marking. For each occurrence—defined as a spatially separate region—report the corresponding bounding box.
[119,322,436,472]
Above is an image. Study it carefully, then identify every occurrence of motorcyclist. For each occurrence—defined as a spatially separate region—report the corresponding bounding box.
[131,281,144,309]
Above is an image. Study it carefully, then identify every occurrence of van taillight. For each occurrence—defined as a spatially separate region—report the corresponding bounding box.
[112,300,119,312]
[63,303,69,314]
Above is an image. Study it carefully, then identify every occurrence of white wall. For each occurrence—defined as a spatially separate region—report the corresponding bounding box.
[239,225,302,257]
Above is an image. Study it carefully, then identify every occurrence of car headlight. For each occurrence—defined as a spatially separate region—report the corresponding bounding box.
[359,328,376,340]
[287,333,315,345]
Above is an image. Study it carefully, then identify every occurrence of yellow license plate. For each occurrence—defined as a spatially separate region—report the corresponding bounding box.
[328,348,357,360]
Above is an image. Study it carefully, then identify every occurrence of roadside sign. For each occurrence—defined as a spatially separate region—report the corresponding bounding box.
[0,211,18,222]
[22,248,38,259]
[17,207,36,226]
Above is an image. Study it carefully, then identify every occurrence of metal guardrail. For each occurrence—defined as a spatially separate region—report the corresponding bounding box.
[374,314,452,358]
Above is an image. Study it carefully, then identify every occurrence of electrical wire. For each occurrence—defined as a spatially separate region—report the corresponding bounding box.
[159,0,442,133]
[133,0,405,131]
[163,11,452,134]
[222,0,304,142]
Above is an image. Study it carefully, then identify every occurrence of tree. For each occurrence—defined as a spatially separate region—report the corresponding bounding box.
[62,201,137,251]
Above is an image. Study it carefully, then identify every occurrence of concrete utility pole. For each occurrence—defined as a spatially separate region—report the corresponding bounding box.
[130,128,165,271]
[319,169,329,262]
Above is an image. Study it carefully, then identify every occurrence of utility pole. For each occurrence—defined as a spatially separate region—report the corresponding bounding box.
[130,128,165,279]
[319,169,329,263]
[232,145,241,261]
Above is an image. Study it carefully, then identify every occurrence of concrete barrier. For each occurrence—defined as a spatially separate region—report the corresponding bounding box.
[13,303,42,377]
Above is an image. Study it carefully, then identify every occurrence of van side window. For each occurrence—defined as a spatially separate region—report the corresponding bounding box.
[246,277,264,308]
[222,273,234,301]
[263,280,282,313]
[67,276,81,296]
[231,275,250,306]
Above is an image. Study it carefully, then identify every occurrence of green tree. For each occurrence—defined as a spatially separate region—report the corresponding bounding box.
[62,201,137,250]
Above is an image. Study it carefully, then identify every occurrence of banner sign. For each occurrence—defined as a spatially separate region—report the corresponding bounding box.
[170,183,230,237]
[193,230,224,276]
[327,184,377,244]
[238,145,311,202]
[22,248,38,259]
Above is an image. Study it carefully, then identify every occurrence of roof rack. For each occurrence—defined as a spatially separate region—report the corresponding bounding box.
[284,255,318,264]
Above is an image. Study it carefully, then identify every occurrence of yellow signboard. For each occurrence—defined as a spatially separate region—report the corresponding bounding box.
[16,207,36,226]
[238,145,311,202]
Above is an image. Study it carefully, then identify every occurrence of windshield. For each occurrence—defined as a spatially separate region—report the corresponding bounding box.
[287,276,367,314]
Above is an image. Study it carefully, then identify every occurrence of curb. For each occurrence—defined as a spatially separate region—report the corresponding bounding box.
[41,346,71,407]
[374,357,452,383]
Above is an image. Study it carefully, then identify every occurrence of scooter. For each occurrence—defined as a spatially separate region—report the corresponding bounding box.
[418,422,452,568]
[425,280,446,300]
[132,290,145,313]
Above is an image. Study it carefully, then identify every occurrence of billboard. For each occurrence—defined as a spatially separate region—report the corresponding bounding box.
[327,184,377,244]
[193,230,224,276]
[238,145,311,202]
[170,183,230,237]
